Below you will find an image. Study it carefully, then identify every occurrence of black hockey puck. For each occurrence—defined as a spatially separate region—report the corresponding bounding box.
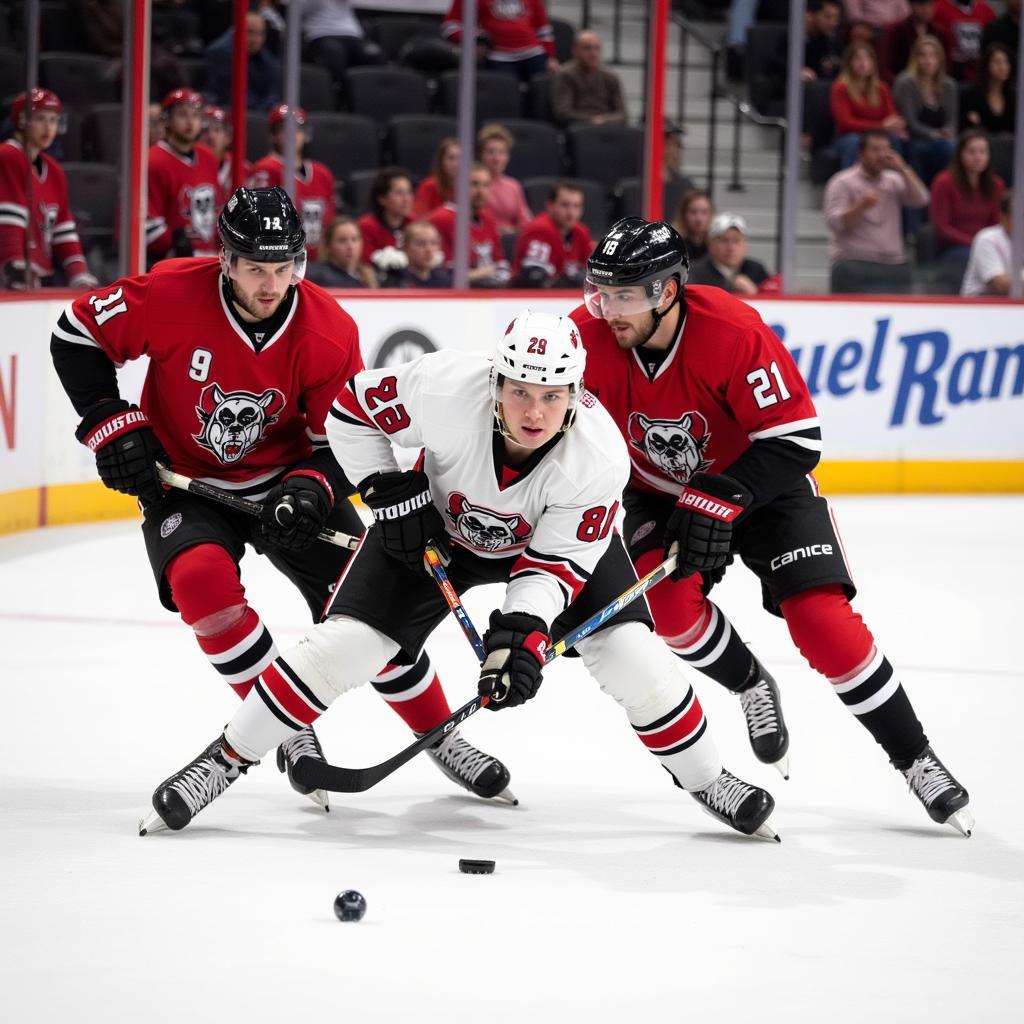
[458,859,495,875]
[333,890,366,922]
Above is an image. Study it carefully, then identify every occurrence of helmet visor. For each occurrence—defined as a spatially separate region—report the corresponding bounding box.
[583,276,665,319]
[223,249,307,283]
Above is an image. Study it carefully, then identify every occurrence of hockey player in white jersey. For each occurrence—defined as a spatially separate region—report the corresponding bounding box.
[142,311,779,840]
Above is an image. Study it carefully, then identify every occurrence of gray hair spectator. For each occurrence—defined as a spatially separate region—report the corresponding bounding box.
[551,30,627,126]
[686,214,771,296]
[961,191,1018,294]
[823,129,930,293]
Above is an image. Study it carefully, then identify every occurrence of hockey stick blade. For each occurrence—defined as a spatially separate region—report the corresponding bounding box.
[156,464,359,549]
[291,693,490,793]
[290,552,679,794]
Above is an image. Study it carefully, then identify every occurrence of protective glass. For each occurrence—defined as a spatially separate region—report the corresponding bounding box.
[583,275,666,319]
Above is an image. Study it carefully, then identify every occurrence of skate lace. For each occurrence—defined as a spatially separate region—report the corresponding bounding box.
[280,727,323,764]
[903,755,955,806]
[172,756,233,816]
[433,731,493,784]
[739,680,780,739]
[699,771,753,817]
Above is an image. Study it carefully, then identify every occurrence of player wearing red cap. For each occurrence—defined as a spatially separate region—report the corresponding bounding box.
[146,88,221,262]
[247,105,336,263]
[0,88,95,289]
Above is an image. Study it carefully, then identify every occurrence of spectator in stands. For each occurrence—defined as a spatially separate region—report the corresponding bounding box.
[933,0,996,81]
[687,214,771,295]
[764,0,843,107]
[894,35,958,186]
[512,179,593,288]
[981,0,1020,72]
[842,0,910,32]
[147,88,221,262]
[414,138,459,219]
[358,167,414,261]
[204,11,282,111]
[672,189,714,262]
[662,120,697,194]
[551,30,627,127]
[392,221,453,289]
[247,105,336,262]
[831,42,907,169]
[442,1,558,82]
[306,214,379,288]
[0,89,96,290]
[930,128,1004,282]
[477,123,532,236]
[961,190,1018,294]
[823,128,929,293]
[301,0,384,105]
[961,44,1017,134]
[427,163,509,287]
[879,0,955,85]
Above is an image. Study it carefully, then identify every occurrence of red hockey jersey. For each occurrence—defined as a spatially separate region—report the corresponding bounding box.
[442,0,555,61]
[428,204,507,278]
[217,153,251,205]
[570,286,820,498]
[247,155,337,261]
[513,211,594,284]
[146,141,222,258]
[933,0,995,76]
[58,258,363,495]
[358,212,409,261]
[0,139,89,283]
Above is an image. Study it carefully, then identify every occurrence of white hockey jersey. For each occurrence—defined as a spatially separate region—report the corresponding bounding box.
[328,350,629,627]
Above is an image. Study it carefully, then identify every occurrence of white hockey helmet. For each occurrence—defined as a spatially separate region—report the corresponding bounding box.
[490,309,587,436]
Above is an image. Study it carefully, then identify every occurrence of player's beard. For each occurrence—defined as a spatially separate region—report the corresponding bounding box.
[232,285,286,321]
[608,311,658,350]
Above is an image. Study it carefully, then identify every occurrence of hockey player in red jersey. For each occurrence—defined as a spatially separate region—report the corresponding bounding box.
[512,179,594,288]
[571,217,973,836]
[146,88,222,262]
[201,105,249,204]
[247,105,336,263]
[49,186,513,829]
[136,309,779,840]
[0,89,96,289]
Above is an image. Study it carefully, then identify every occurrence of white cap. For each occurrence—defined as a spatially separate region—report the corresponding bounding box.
[708,213,748,238]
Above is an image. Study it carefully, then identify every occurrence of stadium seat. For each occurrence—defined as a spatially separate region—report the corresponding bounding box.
[0,47,26,100]
[300,63,335,112]
[526,73,553,121]
[501,118,562,179]
[369,16,443,61]
[347,66,430,126]
[178,57,205,91]
[63,161,117,248]
[346,168,380,216]
[40,52,119,106]
[615,177,693,222]
[551,18,575,64]
[438,69,523,122]
[388,114,457,177]
[565,123,643,191]
[307,112,380,180]
[82,103,122,164]
[54,106,82,161]
[523,175,608,238]
[745,23,788,118]
[40,2,86,52]
[245,111,269,164]
[990,133,1015,187]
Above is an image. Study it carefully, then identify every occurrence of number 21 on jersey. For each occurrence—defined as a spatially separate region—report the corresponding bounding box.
[746,361,791,409]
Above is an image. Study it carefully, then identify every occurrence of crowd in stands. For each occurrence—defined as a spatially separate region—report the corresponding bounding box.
[2,0,1021,298]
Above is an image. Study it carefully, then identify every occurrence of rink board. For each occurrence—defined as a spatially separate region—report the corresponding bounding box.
[2,291,1022,533]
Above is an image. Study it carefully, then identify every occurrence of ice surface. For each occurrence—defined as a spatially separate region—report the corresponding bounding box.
[1,496,1021,1022]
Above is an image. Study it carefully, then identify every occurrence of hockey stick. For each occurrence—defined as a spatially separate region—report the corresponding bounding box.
[423,543,486,662]
[290,550,679,794]
[156,464,360,550]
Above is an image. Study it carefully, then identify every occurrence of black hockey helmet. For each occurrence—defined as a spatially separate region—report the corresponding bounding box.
[584,217,689,320]
[218,185,306,264]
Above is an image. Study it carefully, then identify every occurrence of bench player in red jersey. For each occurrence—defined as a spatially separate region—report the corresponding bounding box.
[570,217,973,836]
[49,187,513,829]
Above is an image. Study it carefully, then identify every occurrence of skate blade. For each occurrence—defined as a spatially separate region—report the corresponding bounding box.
[138,809,167,837]
[771,753,790,780]
[754,818,782,843]
[946,807,973,837]
[306,789,330,812]
[491,787,519,807]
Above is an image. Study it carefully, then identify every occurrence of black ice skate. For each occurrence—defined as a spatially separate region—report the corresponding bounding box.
[425,729,518,805]
[737,657,790,779]
[139,735,254,835]
[897,745,973,837]
[276,726,330,812]
[690,768,780,841]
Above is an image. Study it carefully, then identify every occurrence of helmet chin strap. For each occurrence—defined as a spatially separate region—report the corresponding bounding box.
[648,275,684,335]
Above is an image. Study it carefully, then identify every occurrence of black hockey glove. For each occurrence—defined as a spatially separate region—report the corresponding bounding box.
[664,471,752,582]
[478,610,549,710]
[76,399,167,506]
[359,469,450,569]
[257,470,334,552]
